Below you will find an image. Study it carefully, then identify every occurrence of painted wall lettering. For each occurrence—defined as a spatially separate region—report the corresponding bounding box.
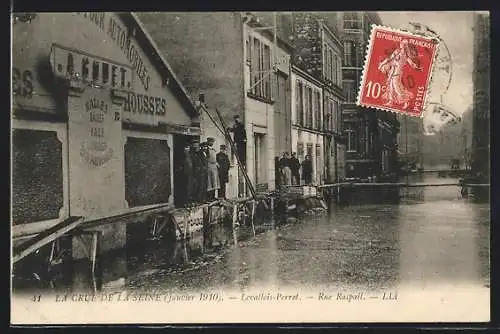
[76,12,152,91]
[81,97,114,168]
[51,44,134,90]
[124,92,166,116]
[12,68,34,98]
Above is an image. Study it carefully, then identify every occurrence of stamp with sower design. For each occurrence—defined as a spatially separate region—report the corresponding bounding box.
[357,25,439,117]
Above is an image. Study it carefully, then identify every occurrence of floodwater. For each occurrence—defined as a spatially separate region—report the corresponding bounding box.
[12,173,490,294]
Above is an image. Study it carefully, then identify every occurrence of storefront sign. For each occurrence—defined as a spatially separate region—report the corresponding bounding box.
[76,12,152,91]
[123,91,166,116]
[80,97,115,167]
[68,87,125,218]
[50,44,134,90]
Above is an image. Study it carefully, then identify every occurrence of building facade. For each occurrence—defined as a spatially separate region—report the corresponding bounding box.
[278,12,345,183]
[338,12,399,179]
[471,12,490,181]
[12,13,200,253]
[291,66,324,185]
[139,12,293,195]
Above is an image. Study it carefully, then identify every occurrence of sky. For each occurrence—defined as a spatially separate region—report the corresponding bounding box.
[378,11,480,117]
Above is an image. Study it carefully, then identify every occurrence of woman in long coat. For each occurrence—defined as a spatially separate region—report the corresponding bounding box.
[206,137,220,200]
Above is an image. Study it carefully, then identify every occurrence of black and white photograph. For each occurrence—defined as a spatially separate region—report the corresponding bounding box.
[10,11,490,324]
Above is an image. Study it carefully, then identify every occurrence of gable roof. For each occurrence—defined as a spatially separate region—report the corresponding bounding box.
[118,13,199,118]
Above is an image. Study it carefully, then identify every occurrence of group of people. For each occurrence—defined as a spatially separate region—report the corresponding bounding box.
[180,115,247,207]
[181,137,231,206]
[278,152,313,187]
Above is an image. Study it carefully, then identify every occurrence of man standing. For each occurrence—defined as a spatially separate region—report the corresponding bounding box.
[302,154,313,185]
[182,143,194,206]
[228,115,247,167]
[290,152,301,185]
[206,137,220,201]
[193,141,208,203]
[279,152,292,187]
[216,144,231,199]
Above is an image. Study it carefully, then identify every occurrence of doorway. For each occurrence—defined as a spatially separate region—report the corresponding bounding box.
[173,134,192,207]
[253,132,267,188]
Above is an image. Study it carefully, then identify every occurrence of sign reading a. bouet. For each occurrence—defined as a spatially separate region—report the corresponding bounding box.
[51,44,135,90]
[50,44,168,117]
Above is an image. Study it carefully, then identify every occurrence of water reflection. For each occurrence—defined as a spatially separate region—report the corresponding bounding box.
[12,173,490,293]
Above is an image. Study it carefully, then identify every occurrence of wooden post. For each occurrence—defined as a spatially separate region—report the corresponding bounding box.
[232,203,239,247]
[90,232,100,275]
[183,212,189,262]
[251,200,256,237]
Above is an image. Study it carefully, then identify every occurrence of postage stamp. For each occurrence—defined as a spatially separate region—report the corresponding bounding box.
[357,25,440,117]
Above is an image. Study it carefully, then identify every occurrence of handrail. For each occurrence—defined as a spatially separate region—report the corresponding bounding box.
[13,216,84,264]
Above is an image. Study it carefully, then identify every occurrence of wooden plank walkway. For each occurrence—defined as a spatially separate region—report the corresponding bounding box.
[13,216,84,264]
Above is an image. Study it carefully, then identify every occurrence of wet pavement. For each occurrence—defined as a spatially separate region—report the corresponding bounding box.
[12,173,490,294]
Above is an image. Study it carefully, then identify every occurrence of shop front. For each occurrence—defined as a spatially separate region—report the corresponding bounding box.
[12,12,200,257]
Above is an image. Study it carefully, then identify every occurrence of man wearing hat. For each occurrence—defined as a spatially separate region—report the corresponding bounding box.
[182,142,194,206]
[228,115,246,167]
[216,144,231,199]
[192,141,207,203]
[206,137,220,201]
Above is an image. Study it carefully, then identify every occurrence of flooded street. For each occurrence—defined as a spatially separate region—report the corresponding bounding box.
[12,174,490,294]
[124,178,489,293]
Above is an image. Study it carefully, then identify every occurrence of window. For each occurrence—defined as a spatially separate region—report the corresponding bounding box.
[315,91,322,130]
[306,87,313,128]
[336,56,342,85]
[331,50,336,84]
[296,80,304,126]
[343,41,355,67]
[331,100,337,133]
[334,100,341,133]
[249,36,272,100]
[346,129,357,152]
[324,100,331,132]
[125,137,171,207]
[329,49,334,82]
[343,12,362,30]
[343,81,356,103]
[297,142,304,161]
[263,44,271,97]
[365,125,370,154]
[246,36,251,64]
[323,44,328,79]
[13,128,64,224]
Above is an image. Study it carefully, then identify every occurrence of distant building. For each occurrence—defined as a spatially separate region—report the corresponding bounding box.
[139,13,294,194]
[471,12,490,180]
[277,12,346,183]
[338,12,400,179]
[291,65,324,184]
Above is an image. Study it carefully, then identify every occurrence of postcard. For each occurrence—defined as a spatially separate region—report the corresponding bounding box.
[11,10,490,324]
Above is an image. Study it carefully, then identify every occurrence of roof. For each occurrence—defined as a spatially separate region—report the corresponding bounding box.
[246,16,295,54]
[291,65,324,88]
[118,13,199,118]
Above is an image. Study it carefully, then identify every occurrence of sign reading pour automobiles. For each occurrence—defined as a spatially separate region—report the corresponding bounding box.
[68,86,125,218]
